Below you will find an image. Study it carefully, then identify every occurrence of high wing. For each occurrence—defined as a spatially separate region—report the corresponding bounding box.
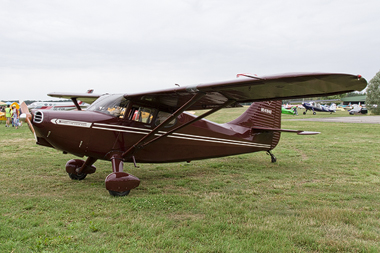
[124,73,366,111]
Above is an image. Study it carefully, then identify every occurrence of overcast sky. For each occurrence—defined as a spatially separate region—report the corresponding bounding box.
[1,0,379,101]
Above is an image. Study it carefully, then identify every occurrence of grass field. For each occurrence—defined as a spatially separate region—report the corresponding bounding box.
[1,109,380,252]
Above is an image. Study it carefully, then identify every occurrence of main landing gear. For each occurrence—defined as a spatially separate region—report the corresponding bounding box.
[303,110,316,115]
[65,158,97,180]
[105,154,140,197]
[65,155,140,197]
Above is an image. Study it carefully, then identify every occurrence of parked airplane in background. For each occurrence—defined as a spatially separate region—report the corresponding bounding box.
[28,101,84,110]
[302,102,336,115]
[349,104,368,115]
[20,73,366,196]
[281,106,298,115]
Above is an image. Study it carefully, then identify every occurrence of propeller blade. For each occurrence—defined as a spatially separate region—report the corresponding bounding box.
[20,102,35,135]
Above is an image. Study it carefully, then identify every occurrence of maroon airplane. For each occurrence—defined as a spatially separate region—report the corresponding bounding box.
[21,73,367,196]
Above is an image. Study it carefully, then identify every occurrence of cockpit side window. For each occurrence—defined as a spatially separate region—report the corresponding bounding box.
[129,106,155,124]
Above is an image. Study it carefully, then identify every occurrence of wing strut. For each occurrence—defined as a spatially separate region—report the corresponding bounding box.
[121,92,206,160]
[71,98,82,111]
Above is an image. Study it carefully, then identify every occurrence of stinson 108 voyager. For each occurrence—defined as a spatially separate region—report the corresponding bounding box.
[21,72,367,196]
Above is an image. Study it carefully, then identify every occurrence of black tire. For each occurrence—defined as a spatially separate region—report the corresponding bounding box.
[303,111,306,115]
[68,173,87,180]
[313,112,316,115]
[109,190,131,197]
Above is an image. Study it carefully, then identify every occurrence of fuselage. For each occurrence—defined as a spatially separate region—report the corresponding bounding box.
[31,95,278,163]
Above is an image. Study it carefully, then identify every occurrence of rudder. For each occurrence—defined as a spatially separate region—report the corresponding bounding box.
[226,100,282,150]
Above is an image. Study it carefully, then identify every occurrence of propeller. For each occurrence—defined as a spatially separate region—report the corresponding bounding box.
[20,102,35,135]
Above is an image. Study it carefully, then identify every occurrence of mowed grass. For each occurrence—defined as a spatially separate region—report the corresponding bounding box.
[0,108,380,252]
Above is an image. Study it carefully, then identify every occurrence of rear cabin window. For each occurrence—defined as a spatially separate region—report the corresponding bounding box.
[155,111,176,127]
[128,108,176,127]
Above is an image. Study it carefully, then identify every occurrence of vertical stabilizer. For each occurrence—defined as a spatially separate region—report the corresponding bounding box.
[226,101,282,149]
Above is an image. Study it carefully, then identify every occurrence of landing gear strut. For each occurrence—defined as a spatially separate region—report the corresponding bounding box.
[267,151,277,163]
[105,154,140,197]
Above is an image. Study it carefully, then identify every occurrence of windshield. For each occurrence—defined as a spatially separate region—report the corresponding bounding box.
[87,94,177,126]
[87,94,129,118]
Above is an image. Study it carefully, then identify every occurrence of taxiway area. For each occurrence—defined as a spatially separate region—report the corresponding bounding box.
[285,115,380,124]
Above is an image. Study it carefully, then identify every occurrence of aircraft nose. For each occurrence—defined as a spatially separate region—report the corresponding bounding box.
[30,110,55,148]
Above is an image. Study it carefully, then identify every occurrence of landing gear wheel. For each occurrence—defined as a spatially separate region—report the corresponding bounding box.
[68,173,87,180]
[109,190,130,197]
[303,111,306,115]
[313,112,316,115]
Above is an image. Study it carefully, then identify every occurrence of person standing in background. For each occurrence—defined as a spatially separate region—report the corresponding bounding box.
[12,106,19,129]
[5,105,11,127]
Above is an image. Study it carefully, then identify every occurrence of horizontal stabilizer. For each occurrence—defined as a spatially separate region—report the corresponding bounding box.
[296,131,320,135]
[251,126,320,135]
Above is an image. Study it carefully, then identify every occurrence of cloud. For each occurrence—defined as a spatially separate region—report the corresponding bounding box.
[0,0,379,100]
